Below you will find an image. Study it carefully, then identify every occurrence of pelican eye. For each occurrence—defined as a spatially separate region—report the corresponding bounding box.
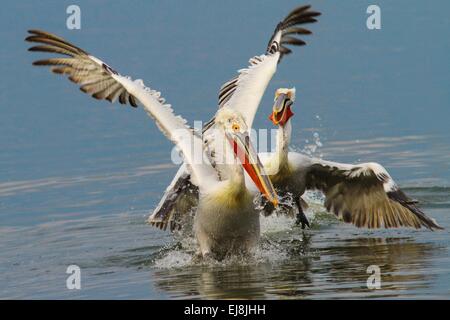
[232,123,240,132]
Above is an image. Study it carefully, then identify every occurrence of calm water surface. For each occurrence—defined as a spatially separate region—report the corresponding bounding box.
[0,1,449,299]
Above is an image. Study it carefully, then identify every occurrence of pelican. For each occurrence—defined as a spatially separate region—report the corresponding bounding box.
[152,85,443,231]
[255,87,442,230]
[149,5,321,230]
[259,87,310,228]
[26,30,279,259]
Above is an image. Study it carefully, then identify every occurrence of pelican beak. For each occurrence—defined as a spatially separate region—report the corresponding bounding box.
[269,93,294,126]
[226,131,278,206]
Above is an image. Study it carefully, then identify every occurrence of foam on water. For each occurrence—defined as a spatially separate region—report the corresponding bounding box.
[153,235,292,269]
[152,196,327,269]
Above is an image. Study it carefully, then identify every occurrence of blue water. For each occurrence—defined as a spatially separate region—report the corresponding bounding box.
[0,0,449,299]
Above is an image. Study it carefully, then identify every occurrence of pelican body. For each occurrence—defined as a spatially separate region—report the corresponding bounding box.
[259,88,310,227]
[196,181,259,257]
[26,30,279,260]
[148,5,321,231]
[150,85,443,231]
[190,108,278,258]
[255,88,442,230]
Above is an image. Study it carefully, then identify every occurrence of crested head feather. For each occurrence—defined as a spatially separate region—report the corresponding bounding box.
[275,87,296,101]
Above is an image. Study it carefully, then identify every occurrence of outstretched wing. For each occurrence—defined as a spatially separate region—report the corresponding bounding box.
[217,5,320,128]
[302,158,442,230]
[148,163,199,231]
[27,30,139,107]
[148,6,321,230]
[26,30,217,188]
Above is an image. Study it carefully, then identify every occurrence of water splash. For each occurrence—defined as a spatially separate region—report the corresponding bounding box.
[302,131,323,157]
[151,204,323,270]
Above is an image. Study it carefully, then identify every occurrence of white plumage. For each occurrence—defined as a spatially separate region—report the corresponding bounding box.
[255,88,442,230]
[27,27,282,259]
[149,5,321,230]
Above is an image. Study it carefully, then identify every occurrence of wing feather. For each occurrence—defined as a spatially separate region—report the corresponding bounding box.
[304,159,442,230]
[149,6,322,228]
[27,30,217,186]
[217,5,321,128]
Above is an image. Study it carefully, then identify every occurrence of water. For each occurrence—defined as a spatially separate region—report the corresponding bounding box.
[1,0,449,299]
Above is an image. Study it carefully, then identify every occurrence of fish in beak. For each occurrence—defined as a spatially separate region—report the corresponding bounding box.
[269,93,294,126]
[226,131,278,206]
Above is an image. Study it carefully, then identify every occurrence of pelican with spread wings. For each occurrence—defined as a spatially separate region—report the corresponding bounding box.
[254,87,442,230]
[26,29,281,259]
[148,5,321,231]
[145,5,441,232]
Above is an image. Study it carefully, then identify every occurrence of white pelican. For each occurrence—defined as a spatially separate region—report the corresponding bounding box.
[149,5,321,230]
[255,87,442,230]
[26,30,279,259]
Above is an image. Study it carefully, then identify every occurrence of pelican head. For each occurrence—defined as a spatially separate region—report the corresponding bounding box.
[270,87,295,126]
[215,108,278,206]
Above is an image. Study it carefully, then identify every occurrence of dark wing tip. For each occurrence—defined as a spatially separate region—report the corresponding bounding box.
[25,35,45,43]
[284,27,313,36]
[26,29,89,55]
[79,86,88,94]
[26,29,40,38]
[285,5,312,18]
[32,59,52,66]
[28,46,41,52]
[51,67,66,75]
[27,29,53,39]
[281,36,306,46]
[27,29,142,109]
[28,29,43,34]
[387,189,444,230]
[129,95,138,107]
[267,5,320,59]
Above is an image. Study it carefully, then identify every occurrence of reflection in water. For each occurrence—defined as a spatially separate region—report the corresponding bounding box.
[151,228,442,299]
[152,233,315,299]
[155,266,267,299]
[309,237,439,298]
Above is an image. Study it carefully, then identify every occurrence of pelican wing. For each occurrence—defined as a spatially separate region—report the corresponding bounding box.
[302,157,442,230]
[200,5,320,190]
[217,5,320,128]
[145,6,320,232]
[26,30,217,187]
[148,163,198,231]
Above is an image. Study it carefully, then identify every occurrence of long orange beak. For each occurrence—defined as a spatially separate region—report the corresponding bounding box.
[226,131,278,206]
